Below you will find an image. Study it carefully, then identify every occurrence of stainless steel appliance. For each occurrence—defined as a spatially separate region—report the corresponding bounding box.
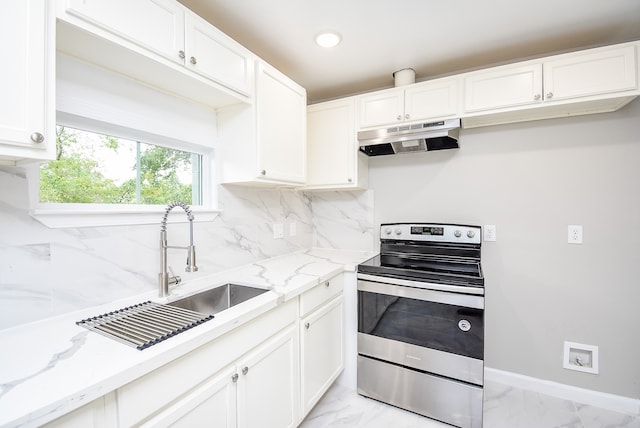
[358,118,460,156]
[357,223,484,428]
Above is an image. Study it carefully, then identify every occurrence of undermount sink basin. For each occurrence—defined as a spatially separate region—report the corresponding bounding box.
[168,283,268,314]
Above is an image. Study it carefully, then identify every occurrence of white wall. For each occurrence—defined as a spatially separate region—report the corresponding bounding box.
[368,99,640,399]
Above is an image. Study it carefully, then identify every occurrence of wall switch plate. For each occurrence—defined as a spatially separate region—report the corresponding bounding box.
[568,225,583,244]
[484,225,496,242]
[563,341,598,374]
[273,223,284,239]
[289,222,296,236]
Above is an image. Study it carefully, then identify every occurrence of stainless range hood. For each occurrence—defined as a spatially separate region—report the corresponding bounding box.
[358,118,460,156]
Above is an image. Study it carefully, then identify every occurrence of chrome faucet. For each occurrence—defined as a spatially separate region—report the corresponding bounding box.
[159,201,198,297]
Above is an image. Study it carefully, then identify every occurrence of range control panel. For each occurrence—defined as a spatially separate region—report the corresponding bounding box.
[381,223,482,244]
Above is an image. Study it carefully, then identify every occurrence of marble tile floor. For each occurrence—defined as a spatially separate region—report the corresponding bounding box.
[300,381,640,428]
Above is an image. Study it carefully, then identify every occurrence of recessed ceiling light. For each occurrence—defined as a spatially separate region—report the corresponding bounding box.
[315,31,342,48]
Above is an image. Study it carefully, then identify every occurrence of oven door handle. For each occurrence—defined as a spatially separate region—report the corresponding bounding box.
[357,279,484,309]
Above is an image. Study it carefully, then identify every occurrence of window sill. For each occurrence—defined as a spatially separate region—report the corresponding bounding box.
[30,204,221,228]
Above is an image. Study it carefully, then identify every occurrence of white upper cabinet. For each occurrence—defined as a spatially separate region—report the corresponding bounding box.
[306,97,367,190]
[58,0,254,107]
[256,61,307,184]
[0,0,55,164]
[218,60,307,186]
[65,0,185,63]
[184,10,254,96]
[462,42,639,126]
[358,90,404,128]
[358,77,460,128]
[543,45,637,102]
[464,64,543,112]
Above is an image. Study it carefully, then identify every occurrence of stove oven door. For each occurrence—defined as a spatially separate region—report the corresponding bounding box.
[357,278,484,385]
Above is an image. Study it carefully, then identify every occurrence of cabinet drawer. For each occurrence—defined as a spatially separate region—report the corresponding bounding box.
[117,298,297,427]
[300,274,344,317]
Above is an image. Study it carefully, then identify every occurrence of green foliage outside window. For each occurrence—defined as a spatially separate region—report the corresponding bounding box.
[40,126,199,205]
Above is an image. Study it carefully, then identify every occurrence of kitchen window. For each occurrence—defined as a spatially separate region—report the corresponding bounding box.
[41,126,202,205]
[29,54,219,228]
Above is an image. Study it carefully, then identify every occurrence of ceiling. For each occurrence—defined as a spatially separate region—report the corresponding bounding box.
[177,0,640,104]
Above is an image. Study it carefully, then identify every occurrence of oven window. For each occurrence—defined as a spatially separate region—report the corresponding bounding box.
[358,290,484,360]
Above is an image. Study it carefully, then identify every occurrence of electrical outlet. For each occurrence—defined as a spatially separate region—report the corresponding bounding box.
[568,225,583,244]
[273,223,284,239]
[484,225,496,242]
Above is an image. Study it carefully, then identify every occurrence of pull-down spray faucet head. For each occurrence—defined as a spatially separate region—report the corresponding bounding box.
[159,201,198,297]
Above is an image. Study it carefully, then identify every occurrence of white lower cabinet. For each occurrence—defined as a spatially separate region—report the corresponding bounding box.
[300,296,344,416]
[237,324,299,428]
[141,365,237,428]
[299,274,345,419]
[140,324,299,428]
[42,393,117,428]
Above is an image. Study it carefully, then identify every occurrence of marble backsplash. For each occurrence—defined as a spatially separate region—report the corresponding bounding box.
[0,168,374,330]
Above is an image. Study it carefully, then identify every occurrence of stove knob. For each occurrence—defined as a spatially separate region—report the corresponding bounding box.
[467,230,475,238]
[394,228,402,236]
[454,230,462,238]
[384,227,392,235]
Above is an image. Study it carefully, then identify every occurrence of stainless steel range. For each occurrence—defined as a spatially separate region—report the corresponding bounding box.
[357,223,484,428]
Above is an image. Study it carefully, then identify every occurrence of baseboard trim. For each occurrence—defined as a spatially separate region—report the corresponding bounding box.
[484,367,640,416]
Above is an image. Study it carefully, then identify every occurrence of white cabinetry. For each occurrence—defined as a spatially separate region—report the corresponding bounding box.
[463,64,542,112]
[463,42,639,127]
[140,366,237,428]
[358,77,460,128]
[218,61,307,186]
[299,274,344,418]
[65,0,184,64]
[185,10,254,96]
[237,324,299,428]
[43,393,117,428]
[542,44,637,102]
[58,0,253,108]
[0,0,55,164]
[306,97,367,190]
[141,325,299,428]
[117,298,298,427]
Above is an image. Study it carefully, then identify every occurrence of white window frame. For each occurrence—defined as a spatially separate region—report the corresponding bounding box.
[28,54,221,228]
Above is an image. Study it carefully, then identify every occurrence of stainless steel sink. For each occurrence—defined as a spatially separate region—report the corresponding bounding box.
[167,283,268,314]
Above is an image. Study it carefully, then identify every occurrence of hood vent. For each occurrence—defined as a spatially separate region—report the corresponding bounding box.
[358,118,460,156]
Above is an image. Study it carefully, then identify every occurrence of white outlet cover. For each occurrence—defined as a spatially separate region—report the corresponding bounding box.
[568,225,583,244]
[273,223,284,239]
[484,225,496,242]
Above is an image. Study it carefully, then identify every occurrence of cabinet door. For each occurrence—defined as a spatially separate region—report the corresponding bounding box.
[405,78,460,122]
[139,366,237,428]
[237,324,299,428]
[300,296,344,417]
[0,0,54,161]
[184,11,254,96]
[358,89,404,128]
[464,63,542,112]
[66,0,185,64]
[307,98,356,187]
[256,62,307,184]
[543,45,638,102]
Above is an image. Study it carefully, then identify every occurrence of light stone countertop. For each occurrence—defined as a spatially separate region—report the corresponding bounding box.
[0,248,375,428]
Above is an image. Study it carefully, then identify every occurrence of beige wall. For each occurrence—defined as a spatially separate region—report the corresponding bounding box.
[367,98,640,399]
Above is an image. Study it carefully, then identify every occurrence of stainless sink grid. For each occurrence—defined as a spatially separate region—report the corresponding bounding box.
[77,301,214,350]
